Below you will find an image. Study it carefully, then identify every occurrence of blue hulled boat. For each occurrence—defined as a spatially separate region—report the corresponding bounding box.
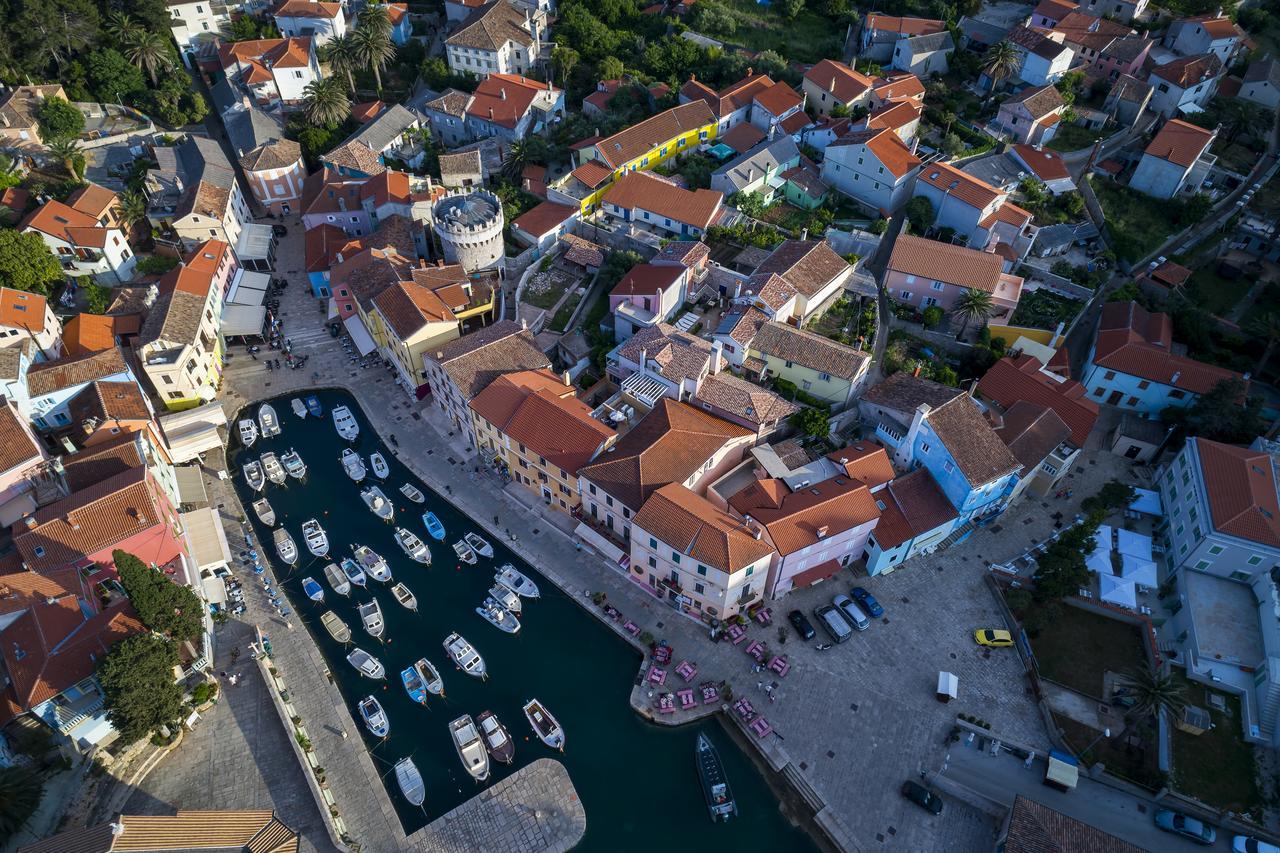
[401,665,428,704]
[305,395,323,417]
[423,512,446,541]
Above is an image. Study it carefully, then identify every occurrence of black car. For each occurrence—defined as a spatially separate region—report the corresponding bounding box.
[788,609,816,640]
[901,781,944,815]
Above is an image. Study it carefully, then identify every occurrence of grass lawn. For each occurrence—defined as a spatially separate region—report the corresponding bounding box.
[1026,604,1147,697]
[522,268,579,311]
[1051,712,1163,790]
[548,291,584,333]
[1046,124,1107,153]
[1187,263,1252,318]
[1169,670,1262,816]
[1090,178,1182,263]
[718,0,844,63]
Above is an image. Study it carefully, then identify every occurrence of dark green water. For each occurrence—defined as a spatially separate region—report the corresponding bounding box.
[229,390,816,850]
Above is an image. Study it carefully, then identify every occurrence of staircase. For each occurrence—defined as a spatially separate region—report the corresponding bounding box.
[936,520,974,552]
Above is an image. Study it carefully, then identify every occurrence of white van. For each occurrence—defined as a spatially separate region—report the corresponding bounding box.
[814,604,853,643]
[834,594,870,631]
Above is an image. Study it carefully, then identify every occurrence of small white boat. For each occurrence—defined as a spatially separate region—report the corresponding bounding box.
[244,460,265,492]
[341,449,367,482]
[453,540,477,565]
[323,562,350,596]
[333,405,359,441]
[394,757,425,807]
[259,403,281,437]
[252,498,275,525]
[391,582,417,611]
[340,557,367,588]
[415,657,444,695]
[399,483,425,503]
[353,545,392,582]
[476,598,520,634]
[321,611,351,643]
[261,452,286,485]
[238,419,258,447]
[523,699,564,751]
[291,398,307,418]
[464,533,494,558]
[371,451,390,479]
[495,564,540,599]
[359,695,389,737]
[450,715,490,782]
[358,598,384,639]
[443,632,486,679]
[478,710,515,764]
[302,576,324,602]
[361,486,394,521]
[395,527,432,564]
[488,584,521,614]
[302,519,329,557]
[273,528,298,565]
[281,449,307,480]
[347,647,384,678]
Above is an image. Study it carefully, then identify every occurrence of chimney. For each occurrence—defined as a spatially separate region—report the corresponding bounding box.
[710,340,723,375]
[913,364,922,377]
[897,403,932,467]
[747,167,755,182]
[753,526,763,540]
[489,107,494,120]
[562,370,571,386]
[800,228,808,241]
[500,88,507,101]
[747,66,754,77]
[435,350,444,359]
[816,525,829,538]
[1171,371,1181,384]
[23,516,35,529]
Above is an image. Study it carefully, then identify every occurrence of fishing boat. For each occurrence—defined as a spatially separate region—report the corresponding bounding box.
[391,583,418,611]
[361,486,394,521]
[523,699,564,751]
[341,449,367,482]
[238,419,258,447]
[305,395,323,417]
[301,519,329,557]
[495,564,541,599]
[258,403,281,437]
[370,451,390,479]
[453,540,477,565]
[321,611,351,643]
[476,598,520,634]
[323,562,350,597]
[477,711,515,764]
[399,483,425,503]
[301,576,324,602]
[443,632,486,679]
[252,498,275,525]
[394,757,425,807]
[261,452,286,485]
[347,647,384,679]
[423,512,446,541]
[464,532,494,558]
[358,598,384,639]
[340,557,367,588]
[696,732,738,822]
[281,449,307,480]
[400,665,428,704]
[291,398,307,419]
[273,528,298,565]
[244,460,266,492]
[352,545,392,582]
[333,405,359,441]
[450,715,490,782]
[414,657,444,696]
[395,528,432,564]
[488,584,521,615]
[358,695,389,737]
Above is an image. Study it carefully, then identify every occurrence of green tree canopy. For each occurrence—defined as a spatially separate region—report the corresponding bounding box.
[0,231,64,294]
[84,48,148,104]
[97,634,183,744]
[1032,517,1099,603]
[0,767,44,844]
[114,549,204,642]
[1163,378,1264,446]
[38,96,85,141]
[905,196,935,234]
[793,407,830,437]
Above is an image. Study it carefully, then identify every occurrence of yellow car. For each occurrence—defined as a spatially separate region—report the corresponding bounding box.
[974,629,1014,647]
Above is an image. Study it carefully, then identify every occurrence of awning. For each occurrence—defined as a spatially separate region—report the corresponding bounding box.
[201,575,227,605]
[574,522,627,566]
[344,315,376,356]
[175,466,208,507]
[1046,750,1079,789]
[1128,488,1163,517]
[1117,529,1152,561]
[235,223,275,261]
[180,508,232,571]
[221,304,267,337]
[790,558,842,589]
[159,402,227,464]
[1121,554,1158,587]
[227,270,271,306]
[1100,573,1137,609]
[937,671,958,700]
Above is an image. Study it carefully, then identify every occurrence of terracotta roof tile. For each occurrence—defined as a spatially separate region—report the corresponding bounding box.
[752,322,868,380]
[718,122,766,154]
[864,99,923,134]
[592,101,716,169]
[1011,144,1071,182]
[65,183,119,222]
[21,810,299,853]
[694,373,800,425]
[372,281,455,340]
[927,395,1022,484]
[871,72,926,102]
[753,81,803,117]
[0,288,47,332]
[432,321,551,399]
[467,74,560,129]
[888,234,1005,293]
[805,60,874,104]
[1009,83,1065,119]
[917,161,1002,210]
[830,127,920,179]
[825,442,895,488]
[570,159,614,189]
[1143,119,1215,168]
[61,432,147,492]
[470,369,613,473]
[611,263,685,300]
[754,239,850,300]
[977,354,1098,446]
[26,348,129,398]
[602,171,723,232]
[1004,794,1146,853]
[20,200,109,247]
[512,200,576,238]
[447,0,534,51]
[729,474,880,555]
[1152,53,1223,89]
[635,483,774,572]
[0,401,42,473]
[994,400,1072,470]
[67,380,152,428]
[869,468,957,548]
[865,14,946,36]
[1093,301,1242,394]
[862,371,962,414]
[1194,438,1280,548]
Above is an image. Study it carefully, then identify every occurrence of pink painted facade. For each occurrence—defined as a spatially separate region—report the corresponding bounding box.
[246,158,308,216]
[883,268,1023,320]
[768,517,878,599]
[0,400,49,514]
[1090,40,1151,81]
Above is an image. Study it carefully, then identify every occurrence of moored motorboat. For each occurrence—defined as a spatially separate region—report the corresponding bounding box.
[281,449,307,479]
[371,451,390,479]
[395,527,432,564]
[302,576,324,602]
[450,715,490,782]
[301,519,329,557]
[391,583,417,611]
[323,562,350,597]
[305,395,323,417]
[400,665,428,704]
[477,711,515,764]
[361,486,394,521]
[258,403,281,437]
[423,512,446,541]
[273,528,298,565]
[394,757,425,807]
[399,483,425,503]
[291,398,307,418]
[488,584,521,614]
[464,532,494,558]
[340,557,367,587]
[261,452,286,485]
[321,611,351,643]
[476,598,520,634]
[244,460,265,491]
[358,695,389,737]
[358,598,384,639]
[443,632,486,679]
[238,419,258,447]
[252,498,275,525]
[333,405,359,441]
[352,545,392,582]
[696,731,737,822]
[453,540,477,565]
[347,647,384,679]
[523,699,564,751]
[495,564,540,599]
[341,449,367,482]
[415,657,444,695]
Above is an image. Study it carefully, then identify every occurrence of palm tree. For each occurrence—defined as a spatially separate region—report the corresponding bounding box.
[124,30,173,87]
[352,25,396,92]
[502,140,529,181]
[303,77,351,128]
[46,138,81,178]
[953,288,995,337]
[1119,665,1187,723]
[104,11,140,42]
[324,33,360,93]
[980,40,1021,97]
[0,766,44,841]
[1248,313,1280,377]
[359,4,393,37]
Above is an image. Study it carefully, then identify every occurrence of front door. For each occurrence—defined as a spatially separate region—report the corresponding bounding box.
[1124,445,1142,459]
[1107,390,1123,405]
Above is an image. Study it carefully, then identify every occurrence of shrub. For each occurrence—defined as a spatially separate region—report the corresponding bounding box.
[922,305,943,328]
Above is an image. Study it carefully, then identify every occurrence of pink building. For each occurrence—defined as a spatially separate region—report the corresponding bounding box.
[0,398,49,526]
[885,234,1024,321]
[1089,36,1151,81]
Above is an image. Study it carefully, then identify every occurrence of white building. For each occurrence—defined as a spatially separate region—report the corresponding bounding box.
[0,288,61,360]
[1129,119,1216,200]
[168,0,233,63]
[217,37,322,109]
[820,127,921,215]
[21,199,136,284]
[1148,53,1223,118]
[273,0,347,46]
[445,0,544,78]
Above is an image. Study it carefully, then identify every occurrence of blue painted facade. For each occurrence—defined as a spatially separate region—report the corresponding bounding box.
[880,416,1019,520]
[863,514,960,575]
[1080,349,1198,416]
[308,270,330,298]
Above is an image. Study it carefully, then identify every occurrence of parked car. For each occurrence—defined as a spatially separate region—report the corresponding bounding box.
[900,780,943,815]
[1154,809,1216,846]
[833,594,870,631]
[973,629,1014,647]
[788,609,816,640]
[1234,836,1280,853]
[814,604,853,643]
[850,586,884,618]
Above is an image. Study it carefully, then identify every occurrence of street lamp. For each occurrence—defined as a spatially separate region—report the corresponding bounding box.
[1083,727,1111,756]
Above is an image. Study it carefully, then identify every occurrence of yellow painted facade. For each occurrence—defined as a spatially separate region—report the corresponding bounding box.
[572,117,720,214]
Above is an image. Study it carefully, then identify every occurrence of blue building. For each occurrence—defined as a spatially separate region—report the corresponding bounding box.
[862,468,960,575]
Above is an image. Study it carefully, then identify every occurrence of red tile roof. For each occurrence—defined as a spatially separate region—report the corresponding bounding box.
[467,74,560,129]
[977,354,1098,447]
[917,161,1002,210]
[805,60,874,104]
[0,287,47,332]
[62,314,139,357]
[753,81,803,117]
[20,200,109,247]
[729,474,880,556]
[871,72,926,102]
[1143,119,1215,168]
[1093,301,1243,394]
[872,468,958,549]
[570,160,614,189]
[512,200,576,239]
[634,483,774,573]
[470,369,613,474]
[831,127,920,178]
[865,14,946,36]
[888,234,1004,292]
[602,171,723,232]
[1012,144,1071,182]
[718,122,766,154]
[0,401,42,474]
[1195,438,1280,548]
[1151,53,1223,89]
[865,99,923,134]
[825,442,895,489]
[591,101,716,169]
[611,263,684,300]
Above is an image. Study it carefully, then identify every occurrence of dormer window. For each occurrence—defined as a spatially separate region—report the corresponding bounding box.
[33,546,45,557]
